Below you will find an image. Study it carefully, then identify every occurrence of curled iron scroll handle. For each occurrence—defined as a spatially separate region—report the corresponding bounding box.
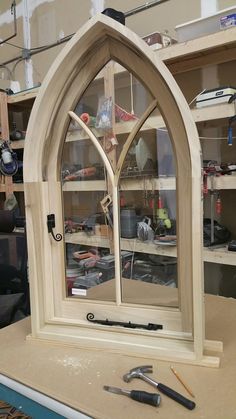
[47,214,62,242]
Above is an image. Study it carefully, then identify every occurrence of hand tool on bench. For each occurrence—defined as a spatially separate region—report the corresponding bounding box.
[123,365,196,410]
[103,385,161,407]
[170,365,195,398]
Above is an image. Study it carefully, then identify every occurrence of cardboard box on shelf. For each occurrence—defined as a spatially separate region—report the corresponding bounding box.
[95,224,111,237]
[142,31,176,50]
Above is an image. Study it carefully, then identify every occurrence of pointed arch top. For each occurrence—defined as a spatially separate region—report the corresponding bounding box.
[24,13,201,184]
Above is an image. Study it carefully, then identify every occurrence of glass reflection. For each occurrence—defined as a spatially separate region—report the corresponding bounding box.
[61,60,178,308]
[119,115,178,307]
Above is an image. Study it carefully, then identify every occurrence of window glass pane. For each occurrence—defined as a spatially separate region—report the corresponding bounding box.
[62,64,117,301]
[119,109,178,307]
[61,62,178,307]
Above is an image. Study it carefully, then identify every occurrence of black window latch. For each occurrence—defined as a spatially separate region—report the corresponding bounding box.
[47,214,62,242]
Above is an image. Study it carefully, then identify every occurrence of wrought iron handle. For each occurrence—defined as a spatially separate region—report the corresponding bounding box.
[86,313,163,330]
[47,214,62,242]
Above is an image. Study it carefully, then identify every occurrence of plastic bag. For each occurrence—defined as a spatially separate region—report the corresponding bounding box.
[96,96,113,130]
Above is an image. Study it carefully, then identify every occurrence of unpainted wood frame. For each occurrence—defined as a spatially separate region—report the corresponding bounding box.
[23,15,220,366]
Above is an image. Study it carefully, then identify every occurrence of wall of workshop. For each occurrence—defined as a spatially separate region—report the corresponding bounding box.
[0,0,234,90]
[0,1,24,86]
[218,0,236,10]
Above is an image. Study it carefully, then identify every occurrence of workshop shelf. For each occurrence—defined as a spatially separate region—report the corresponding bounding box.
[65,231,236,266]
[65,102,236,143]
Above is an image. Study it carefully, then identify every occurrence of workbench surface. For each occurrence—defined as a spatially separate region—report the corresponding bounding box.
[0,294,235,419]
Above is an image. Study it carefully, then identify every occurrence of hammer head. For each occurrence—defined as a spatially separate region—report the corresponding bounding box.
[123,365,153,382]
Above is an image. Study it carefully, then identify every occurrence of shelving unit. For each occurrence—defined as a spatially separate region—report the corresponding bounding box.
[66,102,235,143]
[0,88,37,207]
[158,26,236,73]
[1,26,236,275]
[63,173,236,191]
[0,181,25,193]
[65,232,236,266]
[7,87,39,105]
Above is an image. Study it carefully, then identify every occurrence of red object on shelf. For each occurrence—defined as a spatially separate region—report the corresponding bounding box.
[64,166,97,181]
[79,112,96,126]
[149,198,154,209]
[216,195,222,215]
[158,196,163,209]
[203,173,208,194]
[120,194,125,207]
[115,104,137,121]
[80,112,90,124]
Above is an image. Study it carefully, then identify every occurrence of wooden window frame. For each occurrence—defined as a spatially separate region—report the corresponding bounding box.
[24,15,221,366]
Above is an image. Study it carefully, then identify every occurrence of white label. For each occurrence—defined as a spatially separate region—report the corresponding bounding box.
[72,288,87,296]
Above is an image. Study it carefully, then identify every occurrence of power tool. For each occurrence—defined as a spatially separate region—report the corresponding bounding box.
[0,139,18,176]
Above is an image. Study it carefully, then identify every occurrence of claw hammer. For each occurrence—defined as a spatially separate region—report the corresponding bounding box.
[123,365,196,410]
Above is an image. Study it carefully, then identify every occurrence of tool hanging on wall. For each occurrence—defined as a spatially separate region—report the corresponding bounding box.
[155,194,172,235]
[203,160,216,195]
[0,139,18,176]
[203,171,208,195]
[228,93,236,145]
[143,177,149,207]
[215,192,222,215]
[203,161,223,244]
[148,177,156,216]
[228,115,236,146]
[209,173,215,244]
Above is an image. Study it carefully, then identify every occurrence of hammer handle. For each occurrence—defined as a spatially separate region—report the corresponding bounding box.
[157,383,196,410]
[130,390,160,407]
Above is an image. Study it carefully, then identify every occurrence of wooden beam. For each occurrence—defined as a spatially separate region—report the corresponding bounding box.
[158,27,236,73]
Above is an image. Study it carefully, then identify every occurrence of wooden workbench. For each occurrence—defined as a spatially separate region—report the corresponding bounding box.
[0,294,235,419]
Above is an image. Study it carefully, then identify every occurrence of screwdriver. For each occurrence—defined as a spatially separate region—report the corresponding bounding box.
[103,385,161,407]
